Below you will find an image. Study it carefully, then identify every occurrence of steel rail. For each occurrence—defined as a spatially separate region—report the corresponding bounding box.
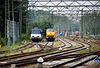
[0,42,54,62]
[0,39,83,67]
[0,38,90,68]
[0,43,85,67]
[70,54,100,68]
[50,50,100,68]
[0,42,33,54]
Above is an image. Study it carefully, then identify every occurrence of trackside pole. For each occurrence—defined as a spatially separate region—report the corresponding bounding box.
[36,42,39,48]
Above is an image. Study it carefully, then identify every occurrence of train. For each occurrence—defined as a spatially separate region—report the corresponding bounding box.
[46,28,55,41]
[75,31,79,36]
[31,27,42,42]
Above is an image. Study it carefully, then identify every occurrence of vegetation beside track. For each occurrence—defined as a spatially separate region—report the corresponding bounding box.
[77,38,100,53]
[0,40,31,56]
[0,39,62,57]
[23,45,38,52]
[0,40,28,51]
[54,39,62,47]
[0,50,21,57]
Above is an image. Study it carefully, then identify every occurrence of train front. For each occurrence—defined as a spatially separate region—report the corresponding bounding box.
[46,28,55,41]
[31,28,42,42]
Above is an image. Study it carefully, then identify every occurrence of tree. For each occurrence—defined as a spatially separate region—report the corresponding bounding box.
[83,12,100,35]
[40,20,53,37]
[0,0,5,38]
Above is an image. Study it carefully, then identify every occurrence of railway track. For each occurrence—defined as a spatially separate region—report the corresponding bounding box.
[0,42,53,62]
[57,38,73,48]
[0,39,69,63]
[0,38,90,68]
[0,42,34,54]
[50,51,100,68]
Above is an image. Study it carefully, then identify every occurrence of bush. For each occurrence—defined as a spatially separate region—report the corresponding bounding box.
[21,34,26,41]
[44,48,50,54]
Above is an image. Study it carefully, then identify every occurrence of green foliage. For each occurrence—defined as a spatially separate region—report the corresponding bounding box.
[82,12,100,35]
[48,59,53,62]
[88,47,91,52]
[0,34,5,46]
[41,39,46,42]
[44,48,50,54]
[21,34,27,41]
[40,20,53,37]
[28,10,53,37]
[0,9,5,38]
[8,56,11,61]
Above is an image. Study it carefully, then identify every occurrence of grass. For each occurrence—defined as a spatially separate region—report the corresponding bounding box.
[39,39,47,44]
[48,59,53,62]
[54,39,62,47]
[77,38,100,53]
[8,56,12,61]
[71,46,77,48]
[44,48,50,54]
[23,45,38,52]
[0,40,31,56]
[0,40,31,51]
[0,50,21,56]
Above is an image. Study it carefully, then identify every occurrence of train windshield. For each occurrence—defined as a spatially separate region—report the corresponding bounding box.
[32,30,41,33]
[47,29,54,32]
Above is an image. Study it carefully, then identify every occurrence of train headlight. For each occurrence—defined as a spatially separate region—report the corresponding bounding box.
[37,36,39,37]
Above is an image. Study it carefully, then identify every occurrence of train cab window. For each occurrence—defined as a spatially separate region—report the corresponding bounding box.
[32,30,41,33]
[47,29,54,32]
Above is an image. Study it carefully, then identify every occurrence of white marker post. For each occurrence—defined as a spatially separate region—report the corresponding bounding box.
[37,57,44,68]
[59,47,62,51]
[88,40,91,52]
[88,40,90,43]
[24,40,26,44]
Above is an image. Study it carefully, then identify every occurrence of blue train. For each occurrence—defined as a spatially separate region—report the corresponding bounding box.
[31,28,42,42]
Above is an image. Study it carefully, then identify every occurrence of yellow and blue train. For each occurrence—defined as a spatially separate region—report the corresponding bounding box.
[31,28,42,42]
[46,28,55,41]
